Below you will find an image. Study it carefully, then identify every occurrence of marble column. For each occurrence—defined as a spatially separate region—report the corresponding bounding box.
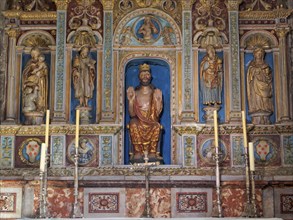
[100,0,114,122]
[0,0,7,122]
[4,28,18,124]
[52,0,70,123]
[227,0,241,122]
[288,0,293,120]
[181,0,195,122]
[276,27,291,122]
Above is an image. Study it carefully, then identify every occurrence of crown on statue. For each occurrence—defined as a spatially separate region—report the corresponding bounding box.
[139,63,150,72]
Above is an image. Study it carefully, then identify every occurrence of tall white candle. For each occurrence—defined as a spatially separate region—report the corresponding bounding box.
[45,110,50,148]
[241,111,248,148]
[75,110,80,149]
[248,142,255,171]
[214,110,219,148]
[40,143,46,172]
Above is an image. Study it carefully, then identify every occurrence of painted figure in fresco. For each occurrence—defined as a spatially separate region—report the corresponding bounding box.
[200,45,223,105]
[22,47,48,112]
[247,47,273,116]
[138,16,158,42]
[127,63,163,161]
[72,45,96,107]
[78,138,94,164]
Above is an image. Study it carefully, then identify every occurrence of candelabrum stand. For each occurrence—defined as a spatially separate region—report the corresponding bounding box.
[131,151,159,218]
[250,170,258,217]
[242,148,255,217]
[73,149,83,218]
[214,145,222,218]
[39,154,48,218]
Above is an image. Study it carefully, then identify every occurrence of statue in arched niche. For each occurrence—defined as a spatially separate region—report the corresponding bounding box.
[247,47,273,124]
[200,45,223,123]
[72,45,96,108]
[22,47,48,124]
[127,63,163,162]
[200,45,223,106]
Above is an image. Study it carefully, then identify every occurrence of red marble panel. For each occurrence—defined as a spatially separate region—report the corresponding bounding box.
[126,188,171,218]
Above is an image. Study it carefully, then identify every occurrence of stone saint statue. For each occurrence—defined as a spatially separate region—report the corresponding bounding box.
[127,63,163,162]
[200,45,223,105]
[72,45,96,107]
[247,47,273,124]
[22,47,48,113]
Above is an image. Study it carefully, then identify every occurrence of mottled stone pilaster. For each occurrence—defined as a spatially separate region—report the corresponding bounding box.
[101,1,114,122]
[228,0,241,122]
[4,28,18,124]
[181,0,194,121]
[52,0,70,123]
[0,1,7,123]
[276,27,291,122]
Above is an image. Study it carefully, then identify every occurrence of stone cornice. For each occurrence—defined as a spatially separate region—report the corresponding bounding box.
[2,10,57,20]
[239,8,293,20]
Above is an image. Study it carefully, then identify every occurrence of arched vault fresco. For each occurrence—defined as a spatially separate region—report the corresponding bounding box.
[113,8,182,47]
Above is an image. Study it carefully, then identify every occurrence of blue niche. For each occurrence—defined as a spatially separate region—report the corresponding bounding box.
[124,59,171,164]
[70,50,97,124]
[20,53,51,124]
[198,51,225,123]
[244,52,275,123]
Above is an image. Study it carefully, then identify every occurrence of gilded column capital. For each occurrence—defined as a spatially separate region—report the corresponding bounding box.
[275,27,290,38]
[101,0,114,10]
[227,0,242,11]
[5,28,19,38]
[53,0,71,10]
[182,0,192,10]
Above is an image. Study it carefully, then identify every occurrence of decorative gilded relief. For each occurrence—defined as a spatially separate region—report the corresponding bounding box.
[67,0,103,47]
[9,0,56,11]
[0,136,14,168]
[283,135,293,166]
[192,0,228,47]
[51,135,65,166]
[18,138,42,165]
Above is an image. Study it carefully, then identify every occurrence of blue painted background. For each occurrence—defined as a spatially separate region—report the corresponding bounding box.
[124,59,171,164]
[198,51,225,123]
[70,51,97,124]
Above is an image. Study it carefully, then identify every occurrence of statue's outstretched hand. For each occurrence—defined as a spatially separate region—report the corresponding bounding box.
[154,89,162,102]
[127,87,135,102]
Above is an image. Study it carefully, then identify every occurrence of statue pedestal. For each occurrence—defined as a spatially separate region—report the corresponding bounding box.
[203,105,221,124]
[76,107,92,124]
[23,111,44,125]
[250,111,272,125]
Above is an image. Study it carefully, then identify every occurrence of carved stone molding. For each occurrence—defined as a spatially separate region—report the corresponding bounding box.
[53,0,71,10]
[0,125,122,135]
[2,11,57,20]
[239,8,293,20]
